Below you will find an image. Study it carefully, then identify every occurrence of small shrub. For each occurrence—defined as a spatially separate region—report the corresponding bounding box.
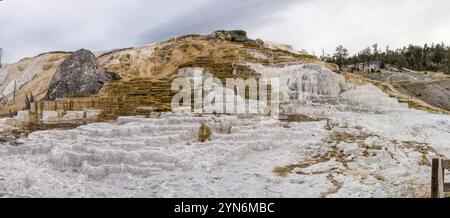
[198,123,212,142]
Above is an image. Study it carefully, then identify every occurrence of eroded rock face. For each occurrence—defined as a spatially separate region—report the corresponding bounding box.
[208,30,250,42]
[248,63,348,104]
[287,64,345,99]
[45,49,117,100]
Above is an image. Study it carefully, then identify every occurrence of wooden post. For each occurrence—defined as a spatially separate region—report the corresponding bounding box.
[444,160,450,193]
[431,158,444,198]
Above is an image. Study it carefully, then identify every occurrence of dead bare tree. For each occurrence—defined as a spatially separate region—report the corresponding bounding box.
[24,92,35,110]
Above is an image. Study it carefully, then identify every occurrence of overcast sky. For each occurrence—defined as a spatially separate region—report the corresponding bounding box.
[1,0,450,63]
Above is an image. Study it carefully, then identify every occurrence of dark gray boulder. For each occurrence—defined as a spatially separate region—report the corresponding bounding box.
[208,30,250,42]
[45,49,118,100]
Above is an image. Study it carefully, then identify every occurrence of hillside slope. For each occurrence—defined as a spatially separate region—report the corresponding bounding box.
[0,30,323,118]
[0,31,449,198]
[347,66,450,113]
[0,52,70,115]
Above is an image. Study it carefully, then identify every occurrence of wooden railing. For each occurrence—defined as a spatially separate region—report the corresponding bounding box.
[431,158,450,198]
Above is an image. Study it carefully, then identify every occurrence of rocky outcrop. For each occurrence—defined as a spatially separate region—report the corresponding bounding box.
[45,49,117,101]
[208,30,250,42]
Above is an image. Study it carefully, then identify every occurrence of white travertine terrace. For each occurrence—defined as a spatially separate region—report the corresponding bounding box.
[1,61,449,198]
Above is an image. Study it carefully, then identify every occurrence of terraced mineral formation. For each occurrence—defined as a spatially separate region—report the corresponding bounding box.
[0,105,449,197]
[1,30,325,128]
[1,30,449,198]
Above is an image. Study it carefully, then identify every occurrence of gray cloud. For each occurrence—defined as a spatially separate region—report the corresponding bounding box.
[252,0,450,55]
[139,0,298,43]
[0,0,209,62]
[0,0,297,63]
[1,0,449,63]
